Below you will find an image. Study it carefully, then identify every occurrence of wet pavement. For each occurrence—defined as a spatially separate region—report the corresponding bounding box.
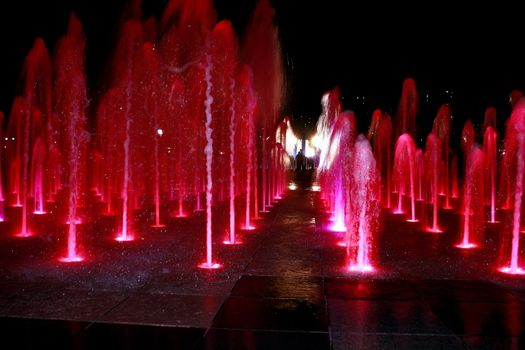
[1,181,525,349]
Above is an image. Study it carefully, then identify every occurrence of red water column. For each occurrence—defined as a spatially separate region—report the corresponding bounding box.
[483,127,498,223]
[483,106,497,135]
[432,104,452,209]
[329,111,357,232]
[499,99,525,274]
[209,20,239,245]
[395,78,419,139]
[30,137,46,215]
[242,0,284,214]
[141,42,166,228]
[237,66,257,231]
[457,145,485,249]
[347,135,379,273]
[461,120,475,158]
[425,133,442,233]
[451,154,460,198]
[7,98,28,208]
[393,133,417,222]
[0,112,4,221]
[54,14,88,262]
[111,20,145,242]
[16,38,52,237]
[369,111,393,208]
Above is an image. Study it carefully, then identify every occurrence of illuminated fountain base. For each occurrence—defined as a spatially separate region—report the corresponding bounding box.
[59,256,84,263]
[198,262,222,269]
[348,264,374,273]
[499,266,525,275]
[455,243,478,249]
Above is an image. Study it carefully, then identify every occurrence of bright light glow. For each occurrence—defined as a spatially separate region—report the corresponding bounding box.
[349,264,374,273]
[33,210,47,215]
[455,243,478,249]
[157,128,163,136]
[499,266,525,275]
[223,239,242,245]
[115,232,135,242]
[198,262,222,269]
[241,225,256,231]
[426,227,443,233]
[329,222,347,232]
[406,219,419,223]
[59,256,84,263]
[288,183,297,191]
[311,185,321,192]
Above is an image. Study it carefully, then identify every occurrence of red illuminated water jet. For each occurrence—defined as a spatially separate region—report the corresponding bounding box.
[393,133,417,222]
[456,145,484,249]
[425,133,442,233]
[499,99,525,274]
[346,135,379,273]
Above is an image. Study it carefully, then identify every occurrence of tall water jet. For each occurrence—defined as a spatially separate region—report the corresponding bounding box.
[142,43,165,228]
[0,112,4,221]
[457,145,484,249]
[243,0,284,215]
[395,78,419,139]
[432,104,452,208]
[451,154,459,198]
[199,51,220,268]
[113,20,144,242]
[500,99,525,274]
[16,38,52,237]
[55,14,88,261]
[483,127,498,223]
[369,111,393,208]
[347,135,379,273]
[328,110,356,232]
[239,66,257,231]
[31,137,46,214]
[425,133,442,233]
[393,133,417,222]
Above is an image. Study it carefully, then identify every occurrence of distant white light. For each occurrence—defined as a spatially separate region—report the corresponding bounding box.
[288,183,297,191]
[157,129,163,136]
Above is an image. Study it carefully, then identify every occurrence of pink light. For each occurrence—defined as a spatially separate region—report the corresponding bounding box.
[151,224,166,228]
[59,256,84,263]
[406,218,419,223]
[392,208,405,214]
[241,225,256,231]
[426,226,443,233]
[274,195,282,200]
[329,222,347,232]
[198,262,222,269]
[115,232,135,242]
[66,218,83,225]
[499,266,525,275]
[15,230,32,238]
[223,239,242,245]
[348,264,374,273]
[337,241,347,247]
[174,212,188,218]
[455,243,478,249]
[33,210,47,215]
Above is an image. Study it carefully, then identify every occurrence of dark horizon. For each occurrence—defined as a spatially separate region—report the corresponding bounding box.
[1,0,524,138]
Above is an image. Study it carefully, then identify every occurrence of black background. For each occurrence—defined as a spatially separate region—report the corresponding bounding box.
[0,0,523,140]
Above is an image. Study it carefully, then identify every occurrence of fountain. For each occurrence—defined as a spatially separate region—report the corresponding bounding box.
[347,135,379,273]
[456,145,485,249]
[425,133,442,233]
[392,133,417,222]
[499,99,525,274]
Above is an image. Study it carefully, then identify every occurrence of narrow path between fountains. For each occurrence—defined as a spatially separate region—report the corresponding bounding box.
[2,184,525,349]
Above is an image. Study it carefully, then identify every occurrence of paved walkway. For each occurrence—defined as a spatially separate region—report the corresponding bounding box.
[1,186,524,349]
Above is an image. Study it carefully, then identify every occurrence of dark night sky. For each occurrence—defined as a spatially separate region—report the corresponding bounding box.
[1,1,524,139]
